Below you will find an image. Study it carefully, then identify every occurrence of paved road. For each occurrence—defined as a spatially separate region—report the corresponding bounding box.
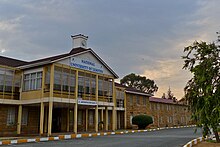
[6,127,202,147]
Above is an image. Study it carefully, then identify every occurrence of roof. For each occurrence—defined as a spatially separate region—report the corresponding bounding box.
[0,56,28,67]
[149,97,176,104]
[0,47,119,78]
[115,82,152,97]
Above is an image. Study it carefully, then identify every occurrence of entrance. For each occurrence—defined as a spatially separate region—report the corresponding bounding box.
[52,108,62,133]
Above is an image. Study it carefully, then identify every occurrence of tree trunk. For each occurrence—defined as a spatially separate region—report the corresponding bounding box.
[214,130,220,143]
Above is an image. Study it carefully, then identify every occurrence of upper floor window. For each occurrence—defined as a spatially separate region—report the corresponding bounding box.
[129,95,133,105]
[24,72,42,91]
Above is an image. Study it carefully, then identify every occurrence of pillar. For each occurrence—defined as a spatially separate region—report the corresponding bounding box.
[48,64,54,136]
[105,107,108,131]
[95,75,99,132]
[101,109,104,130]
[124,92,127,129]
[74,70,78,133]
[85,109,88,131]
[44,107,48,133]
[40,102,44,135]
[112,79,116,131]
[17,105,22,134]
[67,109,70,132]
[47,101,53,136]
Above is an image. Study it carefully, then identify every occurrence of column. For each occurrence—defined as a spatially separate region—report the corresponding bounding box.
[124,92,127,129]
[112,79,116,131]
[74,70,78,133]
[17,105,22,135]
[85,109,88,131]
[40,102,44,135]
[101,109,104,130]
[44,107,48,133]
[95,75,99,132]
[48,64,54,136]
[67,109,70,132]
[105,106,108,131]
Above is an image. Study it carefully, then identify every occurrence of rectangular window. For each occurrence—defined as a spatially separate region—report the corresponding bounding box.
[78,110,83,125]
[157,104,160,110]
[24,72,42,91]
[136,96,140,105]
[22,107,28,125]
[89,111,94,125]
[130,95,133,105]
[7,107,16,125]
[143,97,146,105]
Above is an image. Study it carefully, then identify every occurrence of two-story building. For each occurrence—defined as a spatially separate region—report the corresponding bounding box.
[0,34,119,136]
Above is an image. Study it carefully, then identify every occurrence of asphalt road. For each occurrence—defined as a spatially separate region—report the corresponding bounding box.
[5,127,202,147]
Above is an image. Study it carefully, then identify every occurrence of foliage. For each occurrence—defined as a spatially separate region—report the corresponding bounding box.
[132,115,153,129]
[182,41,220,142]
[120,73,158,94]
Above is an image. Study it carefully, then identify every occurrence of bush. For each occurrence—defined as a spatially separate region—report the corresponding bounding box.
[132,115,153,129]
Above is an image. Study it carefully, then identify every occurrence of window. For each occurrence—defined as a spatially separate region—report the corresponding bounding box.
[143,97,146,105]
[136,96,140,105]
[22,108,28,125]
[157,104,160,110]
[129,95,133,105]
[130,113,133,125]
[7,107,16,125]
[24,72,42,91]
[89,111,94,125]
[167,116,173,123]
[78,110,83,125]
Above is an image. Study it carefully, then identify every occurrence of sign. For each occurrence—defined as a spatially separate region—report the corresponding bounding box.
[78,99,97,106]
[70,57,103,74]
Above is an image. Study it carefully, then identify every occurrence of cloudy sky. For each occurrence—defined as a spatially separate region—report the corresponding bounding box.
[0,0,219,99]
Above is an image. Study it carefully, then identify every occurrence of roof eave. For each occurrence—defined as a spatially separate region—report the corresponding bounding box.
[17,60,51,69]
[125,90,153,97]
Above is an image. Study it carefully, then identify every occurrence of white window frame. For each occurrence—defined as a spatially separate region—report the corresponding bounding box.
[7,107,16,126]
[24,72,42,91]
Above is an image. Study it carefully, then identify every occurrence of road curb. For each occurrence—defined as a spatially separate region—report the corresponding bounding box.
[0,125,196,146]
[183,136,205,147]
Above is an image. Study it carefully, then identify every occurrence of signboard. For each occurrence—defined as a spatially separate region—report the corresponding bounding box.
[78,99,97,106]
[70,57,103,74]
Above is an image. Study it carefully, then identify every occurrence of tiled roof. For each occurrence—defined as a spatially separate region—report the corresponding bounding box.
[115,82,152,96]
[149,97,177,104]
[0,56,28,67]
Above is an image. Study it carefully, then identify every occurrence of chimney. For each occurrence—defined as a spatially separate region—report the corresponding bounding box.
[71,34,88,49]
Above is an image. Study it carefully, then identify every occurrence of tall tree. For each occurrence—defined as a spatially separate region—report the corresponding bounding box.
[182,40,220,142]
[120,73,158,94]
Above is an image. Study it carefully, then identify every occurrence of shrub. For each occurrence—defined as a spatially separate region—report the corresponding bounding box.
[132,115,153,129]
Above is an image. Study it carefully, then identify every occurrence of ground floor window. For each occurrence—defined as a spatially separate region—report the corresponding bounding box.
[7,107,16,125]
[22,107,28,125]
[78,110,83,125]
[89,111,94,125]
[130,113,133,125]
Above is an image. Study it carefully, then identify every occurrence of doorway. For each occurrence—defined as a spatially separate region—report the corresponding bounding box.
[52,108,62,133]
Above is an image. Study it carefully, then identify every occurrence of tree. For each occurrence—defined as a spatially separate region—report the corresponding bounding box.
[182,41,220,142]
[120,73,158,94]
[132,115,153,129]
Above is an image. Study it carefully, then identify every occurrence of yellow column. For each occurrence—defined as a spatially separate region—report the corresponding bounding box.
[74,70,78,133]
[124,92,127,129]
[40,102,44,135]
[101,109,104,130]
[85,109,88,131]
[105,106,108,131]
[95,75,99,132]
[112,79,116,131]
[44,107,48,133]
[48,64,54,136]
[17,105,22,135]
[67,109,70,132]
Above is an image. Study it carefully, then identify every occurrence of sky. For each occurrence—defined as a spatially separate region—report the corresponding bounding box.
[0,0,220,99]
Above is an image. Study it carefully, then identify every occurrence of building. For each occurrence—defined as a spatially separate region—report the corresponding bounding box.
[0,34,192,137]
[149,97,191,127]
[0,34,119,136]
[115,83,191,129]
